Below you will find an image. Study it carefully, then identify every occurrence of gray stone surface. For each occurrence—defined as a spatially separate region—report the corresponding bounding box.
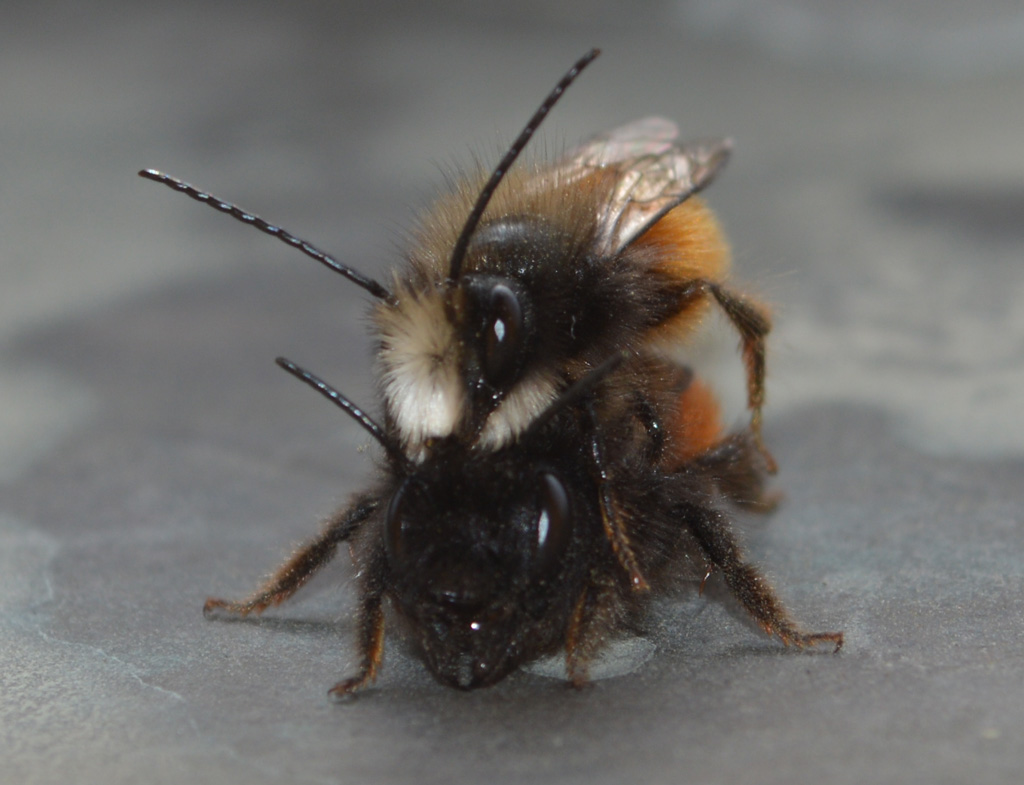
[3,2,1024,783]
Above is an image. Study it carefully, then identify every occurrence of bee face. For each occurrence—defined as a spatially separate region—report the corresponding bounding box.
[375,206,600,455]
[454,273,536,423]
[383,443,591,689]
[450,215,595,435]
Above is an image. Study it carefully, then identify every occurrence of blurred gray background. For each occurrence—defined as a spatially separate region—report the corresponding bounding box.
[3,2,1024,783]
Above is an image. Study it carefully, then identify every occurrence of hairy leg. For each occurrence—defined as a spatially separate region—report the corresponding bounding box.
[328,544,389,698]
[675,279,776,473]
[707,282,776,473]
[586,401,649,591]
[683,501,842,651]
[204,495,380,617]
[564,576,627,688]
[693,431,780,512]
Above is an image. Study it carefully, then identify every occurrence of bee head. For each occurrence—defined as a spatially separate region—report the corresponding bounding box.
[384,449,585,689]
[453,217,562,414]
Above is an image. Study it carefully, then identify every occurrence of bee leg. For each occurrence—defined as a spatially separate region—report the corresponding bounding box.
[683,501,843,652]
[564,577,623,688]
[203,495,380,618]
[676,279,775,472]
[705,282,776,473]
[598,490,650,592]
[564,592,590,688]
[328,545,388,700]
[632,393,669,464]
[630,364,693,464]
[586,402,649,591]
[693,431,780,512]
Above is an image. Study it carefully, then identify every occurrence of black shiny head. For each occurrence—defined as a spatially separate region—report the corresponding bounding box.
[452,214,605,437]
[384,450,587,689]
[380,356,626,690]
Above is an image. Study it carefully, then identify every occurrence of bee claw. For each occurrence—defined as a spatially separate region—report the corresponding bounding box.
[328,675,372,702]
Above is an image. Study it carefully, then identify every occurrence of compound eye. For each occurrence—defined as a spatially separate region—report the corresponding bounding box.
[533,472,573,576]
[483,283,524,388]
[385,480,421,566]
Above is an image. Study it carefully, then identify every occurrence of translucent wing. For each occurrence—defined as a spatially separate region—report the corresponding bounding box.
[569,116,681,167]
[559,117,732,256]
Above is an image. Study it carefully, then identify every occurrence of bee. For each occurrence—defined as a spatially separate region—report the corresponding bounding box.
[139,49,774,472]
[142,51,842,695]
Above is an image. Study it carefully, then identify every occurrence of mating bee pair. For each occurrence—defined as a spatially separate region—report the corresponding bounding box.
[142,49,841,696]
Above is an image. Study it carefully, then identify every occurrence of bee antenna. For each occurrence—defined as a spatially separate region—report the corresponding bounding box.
[523,350,625,440]
[138,169,391,301]
[275,357,409,470]
[447,48,601,282]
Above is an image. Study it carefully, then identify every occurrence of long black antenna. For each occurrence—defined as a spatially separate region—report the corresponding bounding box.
[447,48,601,282]
[275,357,409,470]
[138,169,391,301]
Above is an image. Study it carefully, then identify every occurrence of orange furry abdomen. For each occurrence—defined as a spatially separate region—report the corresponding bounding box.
[636,196,730,344]
[664,376,724,468]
